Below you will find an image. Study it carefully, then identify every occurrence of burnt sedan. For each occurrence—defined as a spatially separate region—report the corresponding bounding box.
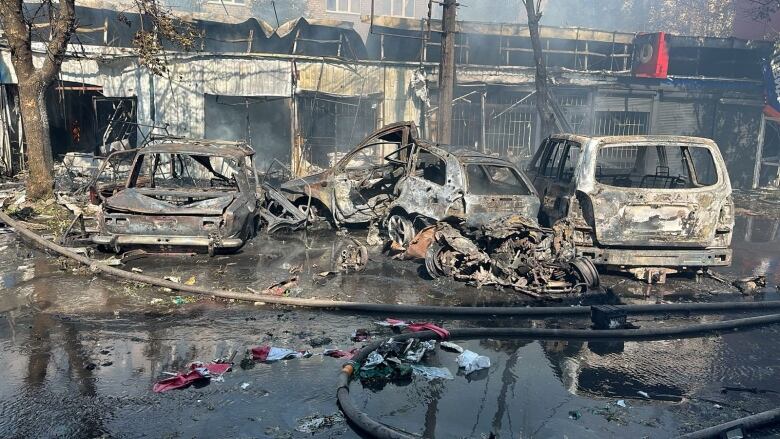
[281,122,540,246]
[92,140,262,255]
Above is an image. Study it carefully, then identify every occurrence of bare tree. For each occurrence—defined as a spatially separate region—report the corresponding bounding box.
[0,0,76,200]
[128,0,198,76]
[522,0,555,138]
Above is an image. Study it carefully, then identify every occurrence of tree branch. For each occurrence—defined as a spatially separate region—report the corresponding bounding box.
[39,0,76,84]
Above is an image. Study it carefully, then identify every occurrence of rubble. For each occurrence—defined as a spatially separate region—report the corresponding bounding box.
[410,214,599,297]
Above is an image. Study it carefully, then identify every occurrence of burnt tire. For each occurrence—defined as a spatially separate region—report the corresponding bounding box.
[570,257,600,289]
[387,214,416,248]
[424,242,446,279]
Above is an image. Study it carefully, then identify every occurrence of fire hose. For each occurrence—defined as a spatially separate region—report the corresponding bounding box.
[337,319,780,439]
[3,209,780,317]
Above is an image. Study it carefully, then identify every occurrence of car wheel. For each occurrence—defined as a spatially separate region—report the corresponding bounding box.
[424,242,445,278]
[387,213,416,248]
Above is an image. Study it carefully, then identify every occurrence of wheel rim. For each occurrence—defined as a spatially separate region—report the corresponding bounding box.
[387,215,415,247]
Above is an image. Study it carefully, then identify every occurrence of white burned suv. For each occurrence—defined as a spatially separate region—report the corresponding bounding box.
[527,134,734,277]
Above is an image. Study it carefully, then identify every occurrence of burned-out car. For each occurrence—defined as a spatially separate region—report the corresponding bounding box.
[527,134,734,279]
[92,140,262,255]
[282,122,540,246]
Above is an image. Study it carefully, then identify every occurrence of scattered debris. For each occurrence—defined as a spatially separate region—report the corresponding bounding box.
[568,410,582,420]
[339,238,368,272]
[351,328,370,342]
[638,391,650,399]
[153,361,233,393]
[240,382,251,390]
[366,222,383,246]
[411,364,454,380]
[295,412,345,434]
[308,336,332,347]
[250,345,311,362]
[456,350,491,375]
[415,215,599,297]
[322,348,359,359]
[439,341,464,353]
[375,319,450,338]
[357,338,440,383]
[616,400,627,408]
[249,277,299,296]
[732,275,767,294]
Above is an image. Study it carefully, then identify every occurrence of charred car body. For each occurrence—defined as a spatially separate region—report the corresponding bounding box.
[527,134,734,279]
[92,140,263,255]
[281,122,540,246]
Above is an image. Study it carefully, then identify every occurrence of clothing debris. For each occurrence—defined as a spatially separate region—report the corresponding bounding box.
[456,350,491,375]
[322,348,359,359]
[153,361,234,393]
[411,365,454,380]
[375,319,449,338]
[250,345,311,362]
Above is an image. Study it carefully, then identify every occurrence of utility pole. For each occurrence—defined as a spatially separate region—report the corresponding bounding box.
[437,0,457,145]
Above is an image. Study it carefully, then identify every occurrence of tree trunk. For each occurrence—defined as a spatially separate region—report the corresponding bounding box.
[0,0,75,200]
[524,0,555,138]
[18,82,54,200]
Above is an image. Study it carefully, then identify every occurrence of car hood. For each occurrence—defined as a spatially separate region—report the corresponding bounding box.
[105,189,235,216]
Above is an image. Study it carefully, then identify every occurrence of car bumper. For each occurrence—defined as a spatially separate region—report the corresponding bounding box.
[92,234,244,249]
[577,246,732,268]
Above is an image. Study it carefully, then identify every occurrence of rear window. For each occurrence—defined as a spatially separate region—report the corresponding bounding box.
[595,144,719,189]
[466,164,532,196]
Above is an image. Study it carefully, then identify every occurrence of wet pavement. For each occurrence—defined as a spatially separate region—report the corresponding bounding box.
[0,215,779,438]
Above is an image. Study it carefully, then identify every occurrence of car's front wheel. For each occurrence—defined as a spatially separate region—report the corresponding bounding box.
[386,213,416,248]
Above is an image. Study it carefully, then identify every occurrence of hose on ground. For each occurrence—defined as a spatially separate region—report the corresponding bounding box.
[337,315,780,439]
[3,210,780,317]
[676,407,780,438]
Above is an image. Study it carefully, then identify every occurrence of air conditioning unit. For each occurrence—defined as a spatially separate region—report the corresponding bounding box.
[632,32,669,78]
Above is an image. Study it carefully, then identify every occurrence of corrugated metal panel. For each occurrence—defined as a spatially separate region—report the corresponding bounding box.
[296,62,384,95]
[594,94,653,112]
[654,99,714,137]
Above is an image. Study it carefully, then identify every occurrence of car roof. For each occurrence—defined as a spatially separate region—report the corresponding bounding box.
[549,133,718,147]
[450,149,519,167]
[141,139,255,158]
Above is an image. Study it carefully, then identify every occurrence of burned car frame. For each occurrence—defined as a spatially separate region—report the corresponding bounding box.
[92,140,262,255]
[527,134,734,277]
[282,122,540,246]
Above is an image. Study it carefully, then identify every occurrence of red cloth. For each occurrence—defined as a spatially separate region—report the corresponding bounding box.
[251,346,272,361]
[153,370,205,393]
[381,318,449,339]
[200,362,231,375]
[323,348,358,359]
[407,322,450,339]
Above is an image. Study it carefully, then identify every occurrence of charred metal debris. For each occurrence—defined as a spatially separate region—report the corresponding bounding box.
[399,214,600,298]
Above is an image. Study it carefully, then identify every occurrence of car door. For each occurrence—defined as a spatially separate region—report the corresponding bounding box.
[529,138,578,226]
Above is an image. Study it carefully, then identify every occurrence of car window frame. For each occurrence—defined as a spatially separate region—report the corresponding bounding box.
[412,147,447,187]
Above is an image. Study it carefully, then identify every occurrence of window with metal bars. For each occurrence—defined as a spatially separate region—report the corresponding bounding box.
[594,111,649,136]
[297,95,378,169]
